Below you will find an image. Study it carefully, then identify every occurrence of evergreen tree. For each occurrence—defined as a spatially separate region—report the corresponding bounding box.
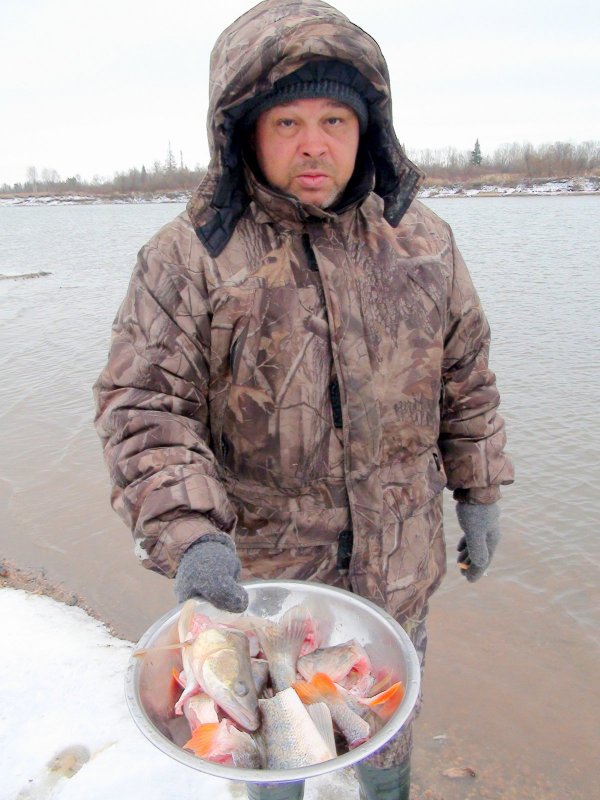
[470,138,482,166]
[166,141,176,172]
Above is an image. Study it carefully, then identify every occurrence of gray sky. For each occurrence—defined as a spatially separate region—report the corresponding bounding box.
[1,0,598,186]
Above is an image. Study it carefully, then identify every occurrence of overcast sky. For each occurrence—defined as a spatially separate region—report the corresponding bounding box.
[1,0,598,186]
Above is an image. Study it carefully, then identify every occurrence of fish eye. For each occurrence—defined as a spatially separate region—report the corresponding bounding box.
[233,680,250,697]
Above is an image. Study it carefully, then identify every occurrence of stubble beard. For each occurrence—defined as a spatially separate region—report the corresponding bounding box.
[287,159,347,209]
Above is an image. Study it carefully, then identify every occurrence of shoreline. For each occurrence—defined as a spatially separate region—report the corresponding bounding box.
[0,558,120,636]
[1,177,599,206]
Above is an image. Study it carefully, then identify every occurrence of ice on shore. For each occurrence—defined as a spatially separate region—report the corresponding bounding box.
[0,588,356,800]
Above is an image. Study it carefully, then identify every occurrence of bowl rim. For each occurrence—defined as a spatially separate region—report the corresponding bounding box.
[125,578,421,783]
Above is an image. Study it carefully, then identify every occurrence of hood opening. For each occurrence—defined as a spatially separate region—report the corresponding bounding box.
[188,3,424,257]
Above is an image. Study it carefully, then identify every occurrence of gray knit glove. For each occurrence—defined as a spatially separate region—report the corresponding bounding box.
[174,536,249,612]
[456,502,501,582]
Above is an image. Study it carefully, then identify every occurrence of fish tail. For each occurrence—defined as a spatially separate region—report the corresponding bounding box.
[364,681,405,720]
[183,722,221,757]
[258,606,311,662]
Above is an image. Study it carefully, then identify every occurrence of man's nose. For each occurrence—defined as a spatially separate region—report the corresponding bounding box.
[299,124,327,158]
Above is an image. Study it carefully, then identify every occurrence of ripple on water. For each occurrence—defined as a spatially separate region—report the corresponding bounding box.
[1,198,600,654]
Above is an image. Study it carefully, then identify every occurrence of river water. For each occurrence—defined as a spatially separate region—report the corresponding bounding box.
[1,196,599,798]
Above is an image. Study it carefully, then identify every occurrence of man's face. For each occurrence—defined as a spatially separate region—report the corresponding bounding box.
[253,97,360,208]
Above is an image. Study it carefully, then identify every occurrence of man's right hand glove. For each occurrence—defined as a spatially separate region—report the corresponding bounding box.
[174,536,249,612]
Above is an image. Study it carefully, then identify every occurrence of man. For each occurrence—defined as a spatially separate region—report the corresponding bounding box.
[94,1,513,797]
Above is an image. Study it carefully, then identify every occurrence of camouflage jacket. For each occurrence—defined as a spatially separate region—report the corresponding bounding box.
[94,0,513,611]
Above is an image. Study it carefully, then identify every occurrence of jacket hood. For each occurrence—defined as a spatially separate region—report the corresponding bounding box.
[188,0,424,255]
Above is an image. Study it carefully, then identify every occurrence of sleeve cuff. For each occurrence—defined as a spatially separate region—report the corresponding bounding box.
[453,486,502,505]
[152,516,235,577]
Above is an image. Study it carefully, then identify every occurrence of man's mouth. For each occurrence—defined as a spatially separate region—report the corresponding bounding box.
[294,172,329,189]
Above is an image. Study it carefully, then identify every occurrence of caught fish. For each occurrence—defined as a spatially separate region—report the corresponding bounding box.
[182,693,219,731]
[184,720,262,768]
[251,658,270,696]
[298,613,319,657]
[255,606,314,692]
[297,639,371,685]
[361,681,404,721]
[258,687,335,769]
[334,681,405,727]
[185,626,259,731]
[307,702,337,758]
[171,601,405,770]
[339,668,375,696]
[175,600,205,713]
[178,598,260,654]
[293,673,371,748]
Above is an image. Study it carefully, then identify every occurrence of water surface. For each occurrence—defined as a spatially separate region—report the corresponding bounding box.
[1,197,598,798]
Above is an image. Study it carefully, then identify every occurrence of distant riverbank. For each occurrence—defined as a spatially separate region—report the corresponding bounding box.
[420,175,600,198]
[1,176,599,206]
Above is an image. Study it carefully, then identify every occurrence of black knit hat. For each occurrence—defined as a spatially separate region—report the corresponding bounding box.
[245,78,368,133]
[243,61,370,134]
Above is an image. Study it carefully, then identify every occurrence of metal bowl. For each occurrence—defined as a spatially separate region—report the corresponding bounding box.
[125,579,420,783]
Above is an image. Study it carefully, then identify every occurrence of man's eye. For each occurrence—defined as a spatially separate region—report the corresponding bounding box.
[278,119,296,128]
[326,117,343,126]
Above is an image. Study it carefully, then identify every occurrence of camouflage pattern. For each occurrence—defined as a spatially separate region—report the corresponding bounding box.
[94,0,513,631]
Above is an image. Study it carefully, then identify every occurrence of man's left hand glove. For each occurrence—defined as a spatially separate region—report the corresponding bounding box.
[456,502,501,582]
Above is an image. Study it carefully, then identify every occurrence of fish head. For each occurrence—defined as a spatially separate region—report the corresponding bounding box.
[202,647,260,732]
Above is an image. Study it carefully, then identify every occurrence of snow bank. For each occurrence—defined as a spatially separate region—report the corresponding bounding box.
[0,588,358,800]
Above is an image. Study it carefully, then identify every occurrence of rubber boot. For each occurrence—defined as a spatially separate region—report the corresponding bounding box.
[246,779,305,800]
[355,757,411,800]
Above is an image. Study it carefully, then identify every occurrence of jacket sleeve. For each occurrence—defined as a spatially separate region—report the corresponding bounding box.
[93,240,236,577]
[439,231,514,504]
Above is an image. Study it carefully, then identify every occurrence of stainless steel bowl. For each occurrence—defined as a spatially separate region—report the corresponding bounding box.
[125,579,420,783]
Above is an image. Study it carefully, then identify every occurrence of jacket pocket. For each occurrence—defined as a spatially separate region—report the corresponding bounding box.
[381,450,447,522]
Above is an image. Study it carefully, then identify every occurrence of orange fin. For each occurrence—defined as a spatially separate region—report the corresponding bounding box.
[172,667,185,688]
[183,722,220,757]
[292,679,321,705]
[310,672,339,699]
[365,682,404,720]
[294,672,343,705]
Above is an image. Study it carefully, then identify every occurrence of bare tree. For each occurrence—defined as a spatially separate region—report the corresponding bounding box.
[26,166,38,191]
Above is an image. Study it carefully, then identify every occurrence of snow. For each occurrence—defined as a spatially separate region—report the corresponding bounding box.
[0,588,358,800]
[1,177,599,206]
[0,194,190,207]
[417,176,600,198]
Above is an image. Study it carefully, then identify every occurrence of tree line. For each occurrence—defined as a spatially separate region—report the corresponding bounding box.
[409,140,600,184]
[3,162,207,196]
[2,140,599,196]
